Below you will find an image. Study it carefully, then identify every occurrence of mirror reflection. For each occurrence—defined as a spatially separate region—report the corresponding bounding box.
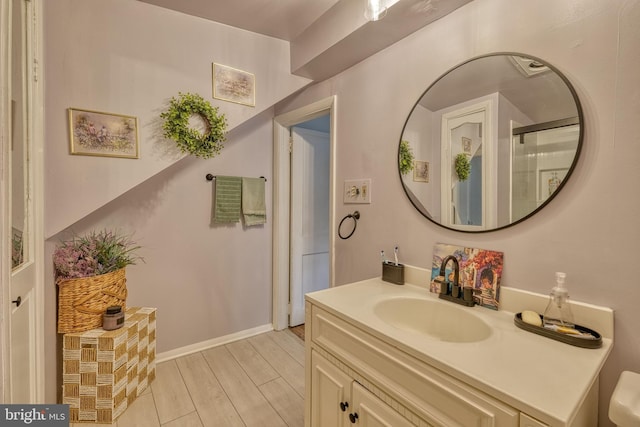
[399,53,583,232]
[11,0,27,269]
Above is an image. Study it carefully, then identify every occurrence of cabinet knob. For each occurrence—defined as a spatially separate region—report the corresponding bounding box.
[349,412,359,423]
[12,296,21,307]
[339,401,349,412]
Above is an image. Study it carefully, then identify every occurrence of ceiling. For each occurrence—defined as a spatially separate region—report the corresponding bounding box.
[137,0,343,41]
[136,0,473,81]
[420,54,578,124]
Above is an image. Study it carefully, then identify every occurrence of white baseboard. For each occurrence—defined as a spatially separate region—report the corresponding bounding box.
[155,323,274,363]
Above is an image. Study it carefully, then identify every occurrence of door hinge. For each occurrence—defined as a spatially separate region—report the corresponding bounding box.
[287,303,292,315]
[288,136,293,153]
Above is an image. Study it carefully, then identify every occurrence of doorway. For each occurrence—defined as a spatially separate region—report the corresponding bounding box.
[289,120,330,327]
[440,100,496,231]
[272,96,336,331]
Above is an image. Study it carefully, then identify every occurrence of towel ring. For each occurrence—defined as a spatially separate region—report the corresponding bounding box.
[338,211,360,240]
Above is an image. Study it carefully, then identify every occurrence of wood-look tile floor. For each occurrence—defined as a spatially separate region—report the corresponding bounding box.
[71,329,305,427]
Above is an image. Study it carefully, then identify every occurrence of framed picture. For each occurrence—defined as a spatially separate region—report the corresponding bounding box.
[212,63,255,107]
[539,168,568,200]
[68,108,139,159]
[462,136,471,154]
[413,160,429,182]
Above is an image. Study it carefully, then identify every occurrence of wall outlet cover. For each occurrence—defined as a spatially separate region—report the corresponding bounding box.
[344,179,371,204]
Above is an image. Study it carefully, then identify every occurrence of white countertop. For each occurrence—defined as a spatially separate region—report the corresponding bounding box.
[306,278,613,426]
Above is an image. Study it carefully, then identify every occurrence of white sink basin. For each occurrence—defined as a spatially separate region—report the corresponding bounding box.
[373,297,492,343]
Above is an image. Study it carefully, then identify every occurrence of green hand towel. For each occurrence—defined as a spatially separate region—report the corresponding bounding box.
[242,177,266,226]
[213,176,242,223]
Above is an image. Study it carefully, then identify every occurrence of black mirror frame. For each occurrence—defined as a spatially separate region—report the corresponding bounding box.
[398,52,584,233]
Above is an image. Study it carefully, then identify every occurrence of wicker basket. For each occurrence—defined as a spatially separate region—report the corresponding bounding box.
[57,268,128,333]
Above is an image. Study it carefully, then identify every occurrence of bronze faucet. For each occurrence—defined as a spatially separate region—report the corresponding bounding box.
[436,255,474,307]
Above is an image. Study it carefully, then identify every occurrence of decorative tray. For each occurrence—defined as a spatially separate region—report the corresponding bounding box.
[514,313,602,349]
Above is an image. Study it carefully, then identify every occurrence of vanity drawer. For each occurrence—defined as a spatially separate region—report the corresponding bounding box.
[311,305,519,427]
[520,413,549,427]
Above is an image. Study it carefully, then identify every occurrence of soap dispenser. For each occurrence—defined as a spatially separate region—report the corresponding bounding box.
[542,272,575,328]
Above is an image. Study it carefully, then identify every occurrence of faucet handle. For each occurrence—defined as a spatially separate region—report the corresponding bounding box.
[433,275,449,295]
[452,284,461,298]
[463,287,474,302]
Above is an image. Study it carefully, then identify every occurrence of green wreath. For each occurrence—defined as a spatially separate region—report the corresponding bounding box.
[399,140,415,176]
[160,92,228,159]
[455,153,471,181]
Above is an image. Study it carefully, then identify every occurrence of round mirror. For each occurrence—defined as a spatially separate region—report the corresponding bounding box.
[398,53,583,232]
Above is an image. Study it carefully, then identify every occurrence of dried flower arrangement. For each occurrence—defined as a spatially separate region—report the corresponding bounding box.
[53,230,143,282]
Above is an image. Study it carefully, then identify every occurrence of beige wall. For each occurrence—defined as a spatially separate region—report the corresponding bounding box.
[43,0,309,238]
[275,1,639,425]
[42,0,308,402]
[41,0,640,424]
[45,110,277,401]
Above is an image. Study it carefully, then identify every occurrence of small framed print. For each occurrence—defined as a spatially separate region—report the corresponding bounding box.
[539,168,568,199]
[212,63,255,107]
[462,136,472,154]
[68,108,139,159]
[413,160,429,182]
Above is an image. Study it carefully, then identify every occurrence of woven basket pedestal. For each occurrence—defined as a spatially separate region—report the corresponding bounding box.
[57,268,128,334]
[62,307,156,423]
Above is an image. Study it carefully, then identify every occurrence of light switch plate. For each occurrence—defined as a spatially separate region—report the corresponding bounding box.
[344,179,371,204]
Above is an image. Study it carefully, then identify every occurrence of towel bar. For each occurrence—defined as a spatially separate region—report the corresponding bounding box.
[206,173,266,182]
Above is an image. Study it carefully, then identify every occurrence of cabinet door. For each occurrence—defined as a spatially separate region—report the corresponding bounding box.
[311,351,352,427]
[352,382,419,427]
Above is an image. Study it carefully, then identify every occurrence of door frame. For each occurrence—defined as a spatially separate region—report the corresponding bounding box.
[1,0,12,399]
[0,0,45,402]
[272,96,336,331]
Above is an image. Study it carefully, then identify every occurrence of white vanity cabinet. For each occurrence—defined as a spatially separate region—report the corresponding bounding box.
[304,279,612,427]
[520,414,550,427]
[311,349,416,427]
[310,349,352,427]
[352,381,417,427]
[306,302,520,427]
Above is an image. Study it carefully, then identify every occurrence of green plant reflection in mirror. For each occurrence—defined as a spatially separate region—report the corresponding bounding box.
[398,53,583,232]
[399,140,414,176]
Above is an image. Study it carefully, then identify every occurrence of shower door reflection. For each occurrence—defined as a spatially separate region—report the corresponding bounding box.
[511,121,580,222]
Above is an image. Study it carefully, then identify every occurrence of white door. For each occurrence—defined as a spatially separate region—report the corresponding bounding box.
[441,100,495,231]
[289,126,330,326]
[2,0,43,403]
